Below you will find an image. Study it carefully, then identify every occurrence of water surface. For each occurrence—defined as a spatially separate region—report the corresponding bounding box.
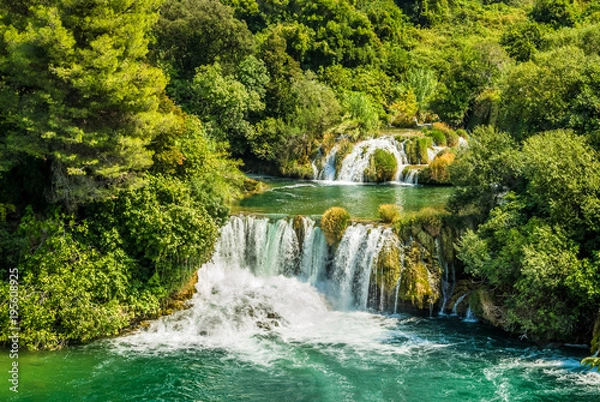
[235,178,453,218]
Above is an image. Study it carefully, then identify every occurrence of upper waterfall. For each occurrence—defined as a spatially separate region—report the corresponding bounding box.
[313,136,425,184]
[337,137,408,182]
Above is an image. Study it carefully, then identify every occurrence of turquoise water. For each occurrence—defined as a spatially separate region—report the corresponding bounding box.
[2,313,598,401]
[235,178,453,218]
[3,180,599,401]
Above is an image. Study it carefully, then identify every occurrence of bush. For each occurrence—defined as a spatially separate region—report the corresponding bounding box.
[417,137,433,163]
[389,90,418,127]
[426,129,447,146]
[281,160,314,179]
[445,131,459,147]
[419,151,455,184]
[395,207,448,238]
[429,122,460,147]
[365,149,398,182]
[378,204,402,223]
[530,0,575,29]
[320,207,351,246]
[0,211,141,350]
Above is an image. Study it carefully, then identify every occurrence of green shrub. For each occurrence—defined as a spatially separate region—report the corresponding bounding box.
[281,160,314,179]
[417,137,433,163]
[118,176,218,293]
[419,151,455,184]
[445,130,459,147]
[320,207,351,246]
[426,129,447,146]
[378,204,402,223]
[0,211,141,350]
[395,207,449,239]
[405,138,418,164]
[365,149,398,182]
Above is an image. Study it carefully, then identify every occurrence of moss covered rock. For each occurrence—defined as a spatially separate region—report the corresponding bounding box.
[469,287,507,328]
[334,140,354,175]
[365,149,398,182]
[320,207,351,246]
[370,236,402,310]
[399,243,440,309]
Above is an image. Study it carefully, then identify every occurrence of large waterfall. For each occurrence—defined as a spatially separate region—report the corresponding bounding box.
[123,215,456,352]
[315,136,424,184]
[215,215,397,311]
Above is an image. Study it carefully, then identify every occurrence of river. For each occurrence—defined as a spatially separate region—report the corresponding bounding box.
[2,180,599,401]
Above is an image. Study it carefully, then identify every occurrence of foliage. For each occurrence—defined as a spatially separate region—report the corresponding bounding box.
[500,22,545,62]
[455,129,600,342]
[341,91,380,138]
[529,0,575,29]
[389,90,419,127]
[419,151,455,184]
[448,126,523,218]
[378,204,402,223]
[426,129,447,146]
[320,207,351,246]
[404,136,433,165]
[1,211,143,350]
[0,0,171,208]
[365,149,398,182]
[0,1,244,349]
[498,47,600,143]
[154,0,255,81]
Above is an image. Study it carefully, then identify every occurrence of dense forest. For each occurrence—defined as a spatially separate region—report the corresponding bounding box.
[0,0,599,366]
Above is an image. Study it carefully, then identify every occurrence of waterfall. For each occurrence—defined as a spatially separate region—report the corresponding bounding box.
[317,145,338,181]
[437,238,455,316]
[313,137,414,183]
[329,224,390,310]
[337,137,408,182]
[452,293,469,316]
[198,215,458,319]
[401,168,419,185]
[298,217,329,287]
[217,216,401,312]
[463,307,478,323]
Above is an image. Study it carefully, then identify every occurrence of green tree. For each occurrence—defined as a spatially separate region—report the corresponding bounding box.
[154,0,255,81]
[455,129,600,342]
[0,0,170,208]
[530,0,575,29]
[500,22,545,62]
[449,126,523,217]
[498,47,600,143]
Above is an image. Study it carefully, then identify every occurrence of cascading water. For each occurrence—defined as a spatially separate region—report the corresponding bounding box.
[437,237,456,315]
[313,137,424,184]
[109,214,600,402]
[313,136,447,184]
[336,137,409,182]
[123,215,402,353]
[126,215,468,350]
[402,168,419,185]
[298,217,329,286]
[328,224,391,310]
[317,145,339,181]
[452,293,469,316]
[212,215,396,312]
